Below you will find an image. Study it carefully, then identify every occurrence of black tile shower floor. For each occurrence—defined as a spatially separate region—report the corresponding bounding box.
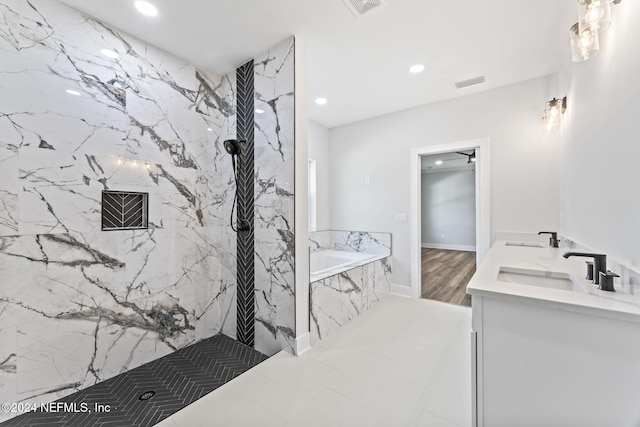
[3,334,268,427]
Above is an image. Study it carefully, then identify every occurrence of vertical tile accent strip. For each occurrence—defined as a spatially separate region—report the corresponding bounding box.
[235,60,255,347]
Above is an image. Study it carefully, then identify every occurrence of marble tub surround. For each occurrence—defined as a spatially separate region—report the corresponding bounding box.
[309,230,392,344]
[309,230,392,255]
[310,257,392,344]
[310,250,389,283]
[0,0,238,418]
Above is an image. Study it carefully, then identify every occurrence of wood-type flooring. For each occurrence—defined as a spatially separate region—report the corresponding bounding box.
[421,248,476,307]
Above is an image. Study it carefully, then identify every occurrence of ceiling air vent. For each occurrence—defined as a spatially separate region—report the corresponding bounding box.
[455,75,486,89]
[342,0,384,17]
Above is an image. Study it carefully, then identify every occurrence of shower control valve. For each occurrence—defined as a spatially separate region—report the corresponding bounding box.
[238,219,251,232]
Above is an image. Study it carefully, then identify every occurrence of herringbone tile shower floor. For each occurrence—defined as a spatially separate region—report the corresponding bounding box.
[4,334,268,427]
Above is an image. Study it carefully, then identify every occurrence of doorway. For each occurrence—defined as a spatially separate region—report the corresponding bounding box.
[409,138,490,301]
[420,151,477,306]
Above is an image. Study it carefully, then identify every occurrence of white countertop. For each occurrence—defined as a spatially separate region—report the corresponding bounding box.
[467,240,640,323]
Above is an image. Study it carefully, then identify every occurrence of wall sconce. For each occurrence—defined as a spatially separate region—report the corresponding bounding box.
[579,0,613,33]
[570,0,622,63]
[570,22,600,62]
[543,97,567,133]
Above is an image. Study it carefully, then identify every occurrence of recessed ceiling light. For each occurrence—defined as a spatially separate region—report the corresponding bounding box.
[315,98,328,105]
[255,108,265,114]
[134,1,158,16]
[100,48,119,59]
[409,64,425,74]
[435,160,443,165]
[66,89,81,96]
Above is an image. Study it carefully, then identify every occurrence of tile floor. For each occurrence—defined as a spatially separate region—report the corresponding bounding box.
[3,335,267,427]
[156,295,472,427]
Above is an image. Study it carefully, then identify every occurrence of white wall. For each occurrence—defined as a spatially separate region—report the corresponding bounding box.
[329,74,561,287]
[421,170,476,250]
[559,2,640,268]
[308,120,331,230]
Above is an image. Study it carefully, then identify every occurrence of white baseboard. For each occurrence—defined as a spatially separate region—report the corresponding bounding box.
[390,284,412,297]
[422,243,476,252]
[294,332,311,356]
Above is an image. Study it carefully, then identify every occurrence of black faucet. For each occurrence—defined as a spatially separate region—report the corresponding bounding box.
[598,271,620,292]
[563,252,606,285]
[538,231,559,248]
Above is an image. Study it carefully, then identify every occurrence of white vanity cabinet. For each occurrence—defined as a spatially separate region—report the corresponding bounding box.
[468,242,640,427]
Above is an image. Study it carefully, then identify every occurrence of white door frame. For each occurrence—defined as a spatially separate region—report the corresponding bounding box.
[409,138,491,299]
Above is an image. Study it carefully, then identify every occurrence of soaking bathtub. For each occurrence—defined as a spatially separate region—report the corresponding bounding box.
[310,249,382,282]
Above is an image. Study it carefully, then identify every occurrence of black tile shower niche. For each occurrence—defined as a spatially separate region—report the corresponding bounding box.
[101,191,148,231]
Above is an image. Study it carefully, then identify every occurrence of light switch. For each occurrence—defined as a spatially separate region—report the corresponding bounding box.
[365,175,371,185]
[395,213,408,223]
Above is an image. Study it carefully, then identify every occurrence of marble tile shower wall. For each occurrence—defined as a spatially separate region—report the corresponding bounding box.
[0,0,237,415]
[253,38,296,356]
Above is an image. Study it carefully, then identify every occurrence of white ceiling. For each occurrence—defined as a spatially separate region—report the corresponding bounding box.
[58,0,574,128]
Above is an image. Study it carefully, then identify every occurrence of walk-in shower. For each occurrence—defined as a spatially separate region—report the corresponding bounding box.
[224,139,250,232]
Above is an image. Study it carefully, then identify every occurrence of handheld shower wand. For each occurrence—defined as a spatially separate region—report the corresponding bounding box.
[224,139,250,232]
[224,139,242,156]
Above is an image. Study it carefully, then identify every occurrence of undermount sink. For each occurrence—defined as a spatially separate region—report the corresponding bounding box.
[505,242,544,248]
[497,267,587,293]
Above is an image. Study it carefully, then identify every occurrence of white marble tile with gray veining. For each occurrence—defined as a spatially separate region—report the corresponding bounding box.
[0,143,18,235]
[332,230,391,254]
[254,227,296,355]
[0,326,17,422]
[174,227,226,340]
[309,230,391,255]
[252,37,296,355]
[310,258,392,345]
[218,225,238,339]
[17,148,202,234]
[0,228,225,405]
[0,0,237,408]
[254,37,295,230]
[0,0,228,169]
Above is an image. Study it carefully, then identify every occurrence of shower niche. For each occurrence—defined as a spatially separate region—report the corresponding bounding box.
[101,190,149,231]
